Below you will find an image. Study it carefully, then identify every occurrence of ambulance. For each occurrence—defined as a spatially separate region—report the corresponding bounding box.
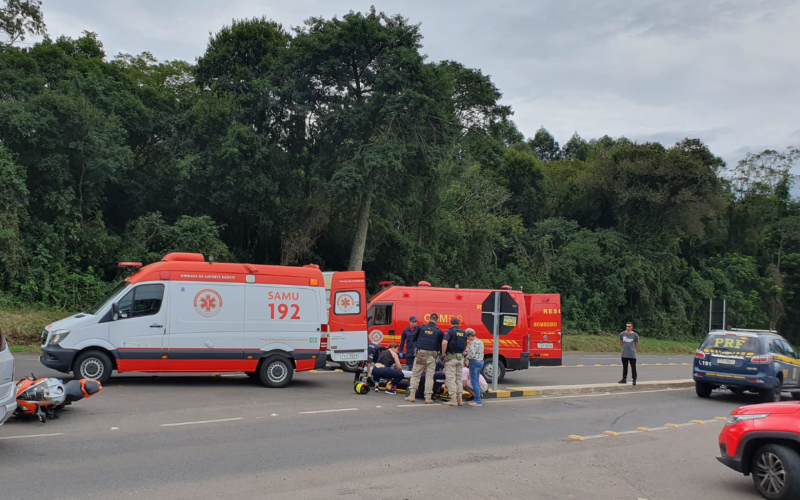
[38,253,368,388]
[364,282,562,382]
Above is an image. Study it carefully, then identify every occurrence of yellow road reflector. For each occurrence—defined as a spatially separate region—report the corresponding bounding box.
[642,363,649,366]
[334,369,343,373]
[714,417,727,421]
[568,435,585,441]
[309,370,318,373]
[576,364,584,367]
[690,419,706,424]
[611,364,618,366]
[603,431,619,436]
[656,363,663,366]
[637,427,651,432]
[682,363,689,365]
[595,364,602,367]
[670,363,676,365]
[212,373,221,377]
[665,423,679,428]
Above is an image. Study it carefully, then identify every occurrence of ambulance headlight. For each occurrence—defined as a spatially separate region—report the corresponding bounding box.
[48,329,71,346]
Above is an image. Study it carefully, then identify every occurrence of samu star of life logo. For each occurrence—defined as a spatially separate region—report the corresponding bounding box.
[194,289,223,317]
[337,294,354,313]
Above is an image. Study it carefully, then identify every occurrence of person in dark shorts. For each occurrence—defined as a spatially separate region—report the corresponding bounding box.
[618,322,640,386]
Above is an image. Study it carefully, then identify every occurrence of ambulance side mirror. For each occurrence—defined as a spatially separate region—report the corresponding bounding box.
[112,302,120,321]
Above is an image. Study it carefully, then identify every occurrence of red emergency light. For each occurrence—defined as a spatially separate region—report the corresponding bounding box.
[118,262,142,273]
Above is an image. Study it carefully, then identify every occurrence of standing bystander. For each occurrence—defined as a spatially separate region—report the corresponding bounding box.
[465,329,485,406]
[618,322,639,386]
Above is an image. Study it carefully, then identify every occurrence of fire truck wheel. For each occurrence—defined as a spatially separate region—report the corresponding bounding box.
[72,350,113,385]
[339,361,360,373]
[258,356,294,388]
[481,358,506,384]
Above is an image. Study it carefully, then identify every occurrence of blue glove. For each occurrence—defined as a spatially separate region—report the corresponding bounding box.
[399,353,405,359]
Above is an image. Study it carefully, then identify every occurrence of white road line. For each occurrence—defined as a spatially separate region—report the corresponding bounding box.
[161,417,244,427]
[0,432,65,440]
[298,408,358,414]
[582,434,608,440]
[396,404,442,408]
[485,387,692,404]
[616,430,643,435]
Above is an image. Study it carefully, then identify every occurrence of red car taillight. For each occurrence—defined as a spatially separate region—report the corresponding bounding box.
[320,335,328,351]
[750,355,773,364]
[695,350,706,359]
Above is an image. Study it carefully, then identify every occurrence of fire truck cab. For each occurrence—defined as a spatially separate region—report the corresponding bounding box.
[38,253,368,388]
[364,282,562,383]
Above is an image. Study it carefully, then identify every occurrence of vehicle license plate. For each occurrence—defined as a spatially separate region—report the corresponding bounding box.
[338,352,361,359]
[717,358,736,365]
[538,343,553,349]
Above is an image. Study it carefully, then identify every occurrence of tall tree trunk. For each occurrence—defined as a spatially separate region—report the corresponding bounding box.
[348,194,372,271]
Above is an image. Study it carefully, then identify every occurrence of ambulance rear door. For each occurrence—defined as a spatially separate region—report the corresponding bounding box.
[328,271,368,362]
[527,294,562,366]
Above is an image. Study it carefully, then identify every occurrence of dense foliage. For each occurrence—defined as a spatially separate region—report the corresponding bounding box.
[0,6,798,341]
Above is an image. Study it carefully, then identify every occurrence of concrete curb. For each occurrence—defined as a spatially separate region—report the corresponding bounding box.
[482,379,694,399]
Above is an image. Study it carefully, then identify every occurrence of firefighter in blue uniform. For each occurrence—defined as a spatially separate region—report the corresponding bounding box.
[399,316,418,369]
[405,314,444,404]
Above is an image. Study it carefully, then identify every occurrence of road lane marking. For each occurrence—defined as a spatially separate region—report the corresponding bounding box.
[637,427,651,432]
[161,417,244,427]
[603,430,619,436]
[690,419,706,424]
[664,423,680,428]
[568,435,585,441]
[298,408,358,414]
[0,433,65,440]
[617,430,642,435]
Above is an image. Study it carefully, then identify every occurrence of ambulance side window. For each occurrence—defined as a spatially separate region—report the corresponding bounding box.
[117,285,164,320]
[372,305,392,326]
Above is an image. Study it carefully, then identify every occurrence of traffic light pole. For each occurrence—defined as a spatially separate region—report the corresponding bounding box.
[492,291,500,392]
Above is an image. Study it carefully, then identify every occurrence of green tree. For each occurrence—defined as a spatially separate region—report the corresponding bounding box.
[0,0,45,46]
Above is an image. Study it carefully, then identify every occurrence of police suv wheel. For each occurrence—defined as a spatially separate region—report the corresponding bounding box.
[751,444,800,500]
[761,379,783,403]
[695,382,713,398]
[72,350,112,384]
[258,356,294,388]
[481,359,506,384]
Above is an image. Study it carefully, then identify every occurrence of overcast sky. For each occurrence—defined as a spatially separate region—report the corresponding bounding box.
[41,0,800,169]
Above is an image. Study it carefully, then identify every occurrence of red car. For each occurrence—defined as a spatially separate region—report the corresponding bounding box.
[718,401,800,499]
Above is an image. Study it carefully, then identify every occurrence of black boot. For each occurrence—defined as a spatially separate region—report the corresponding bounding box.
[618,379,627,384]
[633,379,637,386]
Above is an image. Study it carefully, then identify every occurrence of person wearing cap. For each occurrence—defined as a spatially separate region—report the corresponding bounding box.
[441,317,467,407]
[405,313,444,404]
[399,316,418,370]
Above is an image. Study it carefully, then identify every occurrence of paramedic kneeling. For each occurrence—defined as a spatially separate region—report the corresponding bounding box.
[442,318,467,407]
[405,314,444,404]
[372,343,404,394]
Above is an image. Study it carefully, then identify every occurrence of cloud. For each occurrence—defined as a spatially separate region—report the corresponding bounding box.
[38,0,800,168]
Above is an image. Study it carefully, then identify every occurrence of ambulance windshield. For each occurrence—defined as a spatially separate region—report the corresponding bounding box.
[86,282,130,315]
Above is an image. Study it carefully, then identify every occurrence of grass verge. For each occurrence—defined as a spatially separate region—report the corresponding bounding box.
[0,307,69,347]
[564,334,699,355]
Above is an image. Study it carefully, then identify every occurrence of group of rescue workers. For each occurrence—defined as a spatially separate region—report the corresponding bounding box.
[370,314,488,406]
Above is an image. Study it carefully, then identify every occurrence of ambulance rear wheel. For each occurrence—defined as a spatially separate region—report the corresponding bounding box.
[339,361,360,373]
[258,356,294,388]
[482,359,506,384]
[72,350,112,385]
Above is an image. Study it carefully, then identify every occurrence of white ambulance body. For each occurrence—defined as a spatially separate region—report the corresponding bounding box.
[39,253,368,387]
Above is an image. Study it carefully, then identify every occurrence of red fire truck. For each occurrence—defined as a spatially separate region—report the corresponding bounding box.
[363,282,562,382]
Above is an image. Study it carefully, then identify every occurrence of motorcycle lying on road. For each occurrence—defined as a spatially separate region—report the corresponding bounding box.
[14,375,102,423]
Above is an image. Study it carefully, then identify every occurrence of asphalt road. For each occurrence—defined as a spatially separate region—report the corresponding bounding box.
[0,352,778,499]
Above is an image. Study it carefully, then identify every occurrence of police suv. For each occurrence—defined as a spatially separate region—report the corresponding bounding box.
[694,329,800,403]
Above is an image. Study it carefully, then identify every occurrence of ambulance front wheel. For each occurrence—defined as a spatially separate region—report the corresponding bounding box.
[258,356,294,388]
[72,350,113,385]
[481,358,506,384]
